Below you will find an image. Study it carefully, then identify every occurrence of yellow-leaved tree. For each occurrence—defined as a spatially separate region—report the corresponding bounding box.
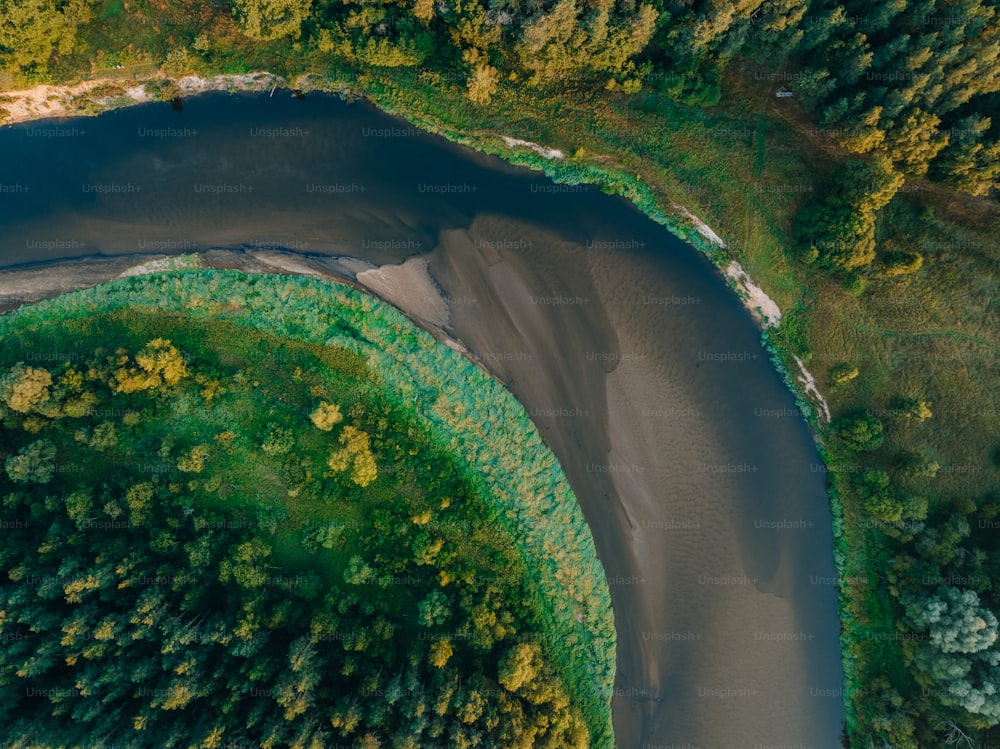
[112,339,189,394]
[0,363,53,414]
[327,425,378,487]
[231,0,312,41]
[309,402,343,431]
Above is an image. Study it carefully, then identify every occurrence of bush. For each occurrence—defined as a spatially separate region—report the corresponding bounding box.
[161,47,194,77]
[829,363,859,385]
[883,251,923,276]
[834,413,885,451]
[145,80,182,102]
[889,395,933,421]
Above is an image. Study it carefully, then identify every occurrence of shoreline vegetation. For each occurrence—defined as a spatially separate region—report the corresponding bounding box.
[2,3,998,738]
[0,269,616,747]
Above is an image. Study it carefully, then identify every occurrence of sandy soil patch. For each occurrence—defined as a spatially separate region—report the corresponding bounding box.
[724,260,783,328]
[356,256,449,327]
[500,135,565,159]
[0,255,160,307]
[671,202,727,247]
[1,72,285,126]
[118,254,202,277]
[794,355,832,423]
[172,73,285,96]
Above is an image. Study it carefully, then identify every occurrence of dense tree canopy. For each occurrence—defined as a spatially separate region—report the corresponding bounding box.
[0,0,95,78]
[0,271,616,748]
[232,0,312,40]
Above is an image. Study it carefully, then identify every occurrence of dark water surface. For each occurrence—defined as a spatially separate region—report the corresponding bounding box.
[0,93,844,748]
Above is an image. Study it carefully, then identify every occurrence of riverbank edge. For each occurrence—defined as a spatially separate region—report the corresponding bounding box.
[1,70,855,739]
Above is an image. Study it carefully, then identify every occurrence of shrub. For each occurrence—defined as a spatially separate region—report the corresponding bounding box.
[829,363,859,385]
[834,413,885,451]
[883,251,923,276]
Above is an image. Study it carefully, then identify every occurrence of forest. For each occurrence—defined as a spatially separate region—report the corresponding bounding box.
[0,271,616,748]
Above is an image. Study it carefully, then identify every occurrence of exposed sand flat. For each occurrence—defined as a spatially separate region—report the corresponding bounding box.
[117,254,202,276]
[1,73,284,126]
[0,255,164,308]
[323,256,378,277]
[244,250,326,277]
[794,355,832,423]
[726,259,783,328]
[672,202,727,248]
[499,136,565,159]
[356,256,449,327]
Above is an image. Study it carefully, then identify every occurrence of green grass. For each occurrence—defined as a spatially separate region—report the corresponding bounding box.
[99,0,124,21]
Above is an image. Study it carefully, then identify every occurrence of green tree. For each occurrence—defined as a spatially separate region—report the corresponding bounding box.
[417,590,450,627]
[931,115,1000,196]
[343,555,376,585]
[309,402,343,431]
[465,54,500,105]
[498,642,541,693]
[5,439,57,483]
[795,156,903,270]
[429,639,455,668]
[178,444,210,473]
[219,539,272,588]
[834,413,885,451]
[901,586,1000,724]
[64,489,93,524]
[262,425,294,455]
[327,426,377,487]
[113,339,189,393]
[89,422,119,451]
[161,47,194,77]
[126,482,154,525]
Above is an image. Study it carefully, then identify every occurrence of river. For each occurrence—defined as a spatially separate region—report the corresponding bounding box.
[0,91,845,748]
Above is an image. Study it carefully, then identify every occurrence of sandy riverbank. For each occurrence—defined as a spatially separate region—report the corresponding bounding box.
[1,72,286,126]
